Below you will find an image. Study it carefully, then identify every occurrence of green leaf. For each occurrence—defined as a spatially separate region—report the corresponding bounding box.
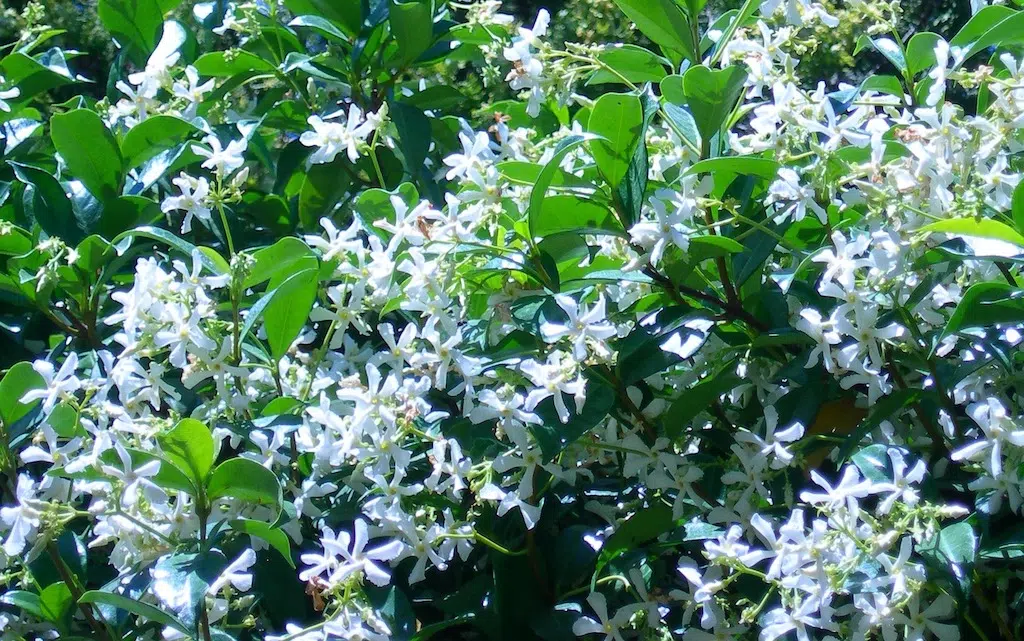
[245,237,318,288]
[588,45,669,85]
[207,458,283,512]
[532,196,624,238]
[288,15,350,41]
[283,0,360,37]
[0,590,43,618]
[950,5,1017,50]
[412,614,476,641]
[230,519,294,568]
[682,65,747,152]
[0,361,44,428]
[10,162,81,244]
[194,50,276,77]
[1012,181,1024,235]
[861,74,906,98]
[38,582,73,623]
[98,0,165,60]
[498,161,594,190]
[80,590,190,635]
[527,134,593,241]
[614,92,659,229]
[158,419,215,490]
[50,109,124,202]
[595,502,673,576]
[298,157,353,229]
[390,0,435,66]
[120,115,200,169]
[0,51,76,104]
[113,226,227,275]
[942,282,1024,337]
[854,35,907,73]
[391,101,431,174]
[661,102,700,151]
[262,266,318,360]
[921,217,1024,247]
[952,7,1024,62]
[905,32,943,76]
[588,93,643,189]
[917,522,977,593]
[611,0,696,61]
[689,235,745,257]
[685,156,780,183]
[664,364,739,440]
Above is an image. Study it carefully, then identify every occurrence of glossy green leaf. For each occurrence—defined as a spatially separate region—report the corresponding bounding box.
[39,582,73,623]
[595,502,673,575]
[917,522,977,593]
[245,237,318,288]
[80,590,190,635]
[0,361,44,428]
[905,32,943,76]
[1012,181,1024,235]
[120,115,200,169]
[681,65,747,152]
[527,134,592,240]
[589,45,670,85]
[230,519,295,568]
[158,418,215,489]
[390,0,435,66]
[51,109,124,202]
[208,457,283,511]
[10,162,81,244]
[921,217,1024,247]
[611,0,696,61]
[664,364,739,440]
[98,0,165,60]
[533,195,624,238]
[194,50,276,77]
[262,266,318,360]
[588,93,643,189]
[0,590,43,618]
[942,282,1024,337]
[854,35,906,73]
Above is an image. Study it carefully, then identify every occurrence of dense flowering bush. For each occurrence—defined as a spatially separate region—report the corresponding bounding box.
[3,0,1024,639]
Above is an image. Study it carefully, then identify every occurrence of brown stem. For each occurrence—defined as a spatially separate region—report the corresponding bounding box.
[46,542,116,641]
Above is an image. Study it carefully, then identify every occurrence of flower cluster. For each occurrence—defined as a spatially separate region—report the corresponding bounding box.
[0,1,1022,641]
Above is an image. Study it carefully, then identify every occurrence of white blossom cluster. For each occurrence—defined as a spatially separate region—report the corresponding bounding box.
[1,1,1023,640]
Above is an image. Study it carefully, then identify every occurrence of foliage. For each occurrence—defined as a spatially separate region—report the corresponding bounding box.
[1,1,1024,641]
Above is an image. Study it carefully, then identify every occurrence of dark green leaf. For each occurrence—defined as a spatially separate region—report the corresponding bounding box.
[664,364,739,440]
[98,0,165,61]
[51,109,124,202]
[80,591,190,635]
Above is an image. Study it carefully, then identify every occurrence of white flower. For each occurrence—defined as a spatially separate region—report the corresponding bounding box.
[161,173,212,233]
[22,353,82,415]
[540,294,616,360]
[572,591,641,641]
[951,397,1024,476]
[300,105,373,164]
[766,168,827,224]
[192,134,247,176]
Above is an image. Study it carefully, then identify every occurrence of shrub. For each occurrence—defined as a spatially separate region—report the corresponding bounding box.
[0,1,1023,641]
